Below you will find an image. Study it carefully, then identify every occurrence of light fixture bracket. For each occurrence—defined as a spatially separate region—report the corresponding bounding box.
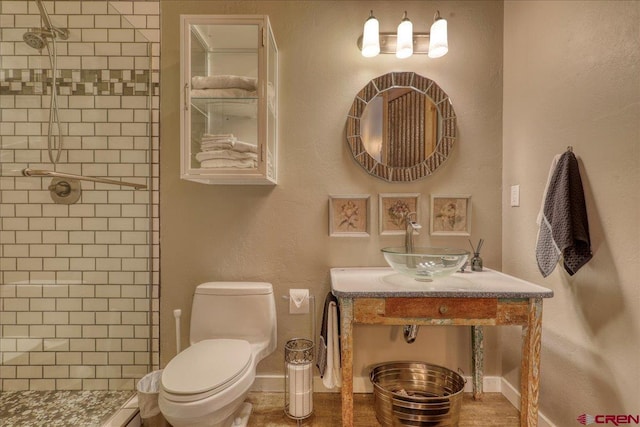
[357,32,431,55]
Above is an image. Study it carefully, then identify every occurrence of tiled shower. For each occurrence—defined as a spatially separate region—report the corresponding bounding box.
[0,0,160,422]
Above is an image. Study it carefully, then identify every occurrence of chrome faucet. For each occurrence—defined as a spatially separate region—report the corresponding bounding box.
[404,212,422,254]
[403,212,422,343]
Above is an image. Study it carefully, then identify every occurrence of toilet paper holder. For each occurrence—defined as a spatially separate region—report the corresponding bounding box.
[282,293,316,423]
[284,337,314,422]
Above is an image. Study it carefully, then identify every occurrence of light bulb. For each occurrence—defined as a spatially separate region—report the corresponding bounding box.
[361,11,380,57]
[428,13,448,58]
[396,11,413,59]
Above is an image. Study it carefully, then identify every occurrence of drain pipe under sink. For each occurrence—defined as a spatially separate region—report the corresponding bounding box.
[403,325,419,343]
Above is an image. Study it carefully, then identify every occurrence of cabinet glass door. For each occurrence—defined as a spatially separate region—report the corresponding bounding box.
[189,22,259,171]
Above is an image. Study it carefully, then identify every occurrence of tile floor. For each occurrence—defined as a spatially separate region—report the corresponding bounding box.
[0,390,133,427]
[247,392,520,426]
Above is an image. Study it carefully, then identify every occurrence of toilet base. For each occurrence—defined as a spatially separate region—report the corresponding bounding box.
[229,402,252,427]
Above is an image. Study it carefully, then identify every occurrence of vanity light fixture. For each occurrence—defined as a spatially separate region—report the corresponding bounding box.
[361,10,380,58]
[396,11,413,59]
[357,10,448,59]
[428,11,448,58]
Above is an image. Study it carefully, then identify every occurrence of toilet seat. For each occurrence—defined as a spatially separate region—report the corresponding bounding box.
[161,339,252,402]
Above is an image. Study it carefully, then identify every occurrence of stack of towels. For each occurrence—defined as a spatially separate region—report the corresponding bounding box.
[196,134,257,169]
[190,75,257,98]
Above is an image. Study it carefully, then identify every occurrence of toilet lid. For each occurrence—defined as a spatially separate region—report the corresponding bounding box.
[162,339,252,395]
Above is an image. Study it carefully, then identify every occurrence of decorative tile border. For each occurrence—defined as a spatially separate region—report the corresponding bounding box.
[0,69,157,96]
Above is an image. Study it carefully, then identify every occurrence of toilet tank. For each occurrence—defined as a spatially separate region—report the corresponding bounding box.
[190,282,277,355]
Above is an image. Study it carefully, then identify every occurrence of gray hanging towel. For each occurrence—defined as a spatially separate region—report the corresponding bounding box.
[316,292,339,378]
[536,151,592,277]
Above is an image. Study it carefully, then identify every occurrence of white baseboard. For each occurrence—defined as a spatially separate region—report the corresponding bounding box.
[253,374,502,394]
[500,378,556,427]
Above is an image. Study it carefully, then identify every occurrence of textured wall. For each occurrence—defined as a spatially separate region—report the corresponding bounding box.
[502,1,640,423]
[160,1,504,383]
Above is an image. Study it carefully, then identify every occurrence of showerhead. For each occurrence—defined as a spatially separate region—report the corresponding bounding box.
[24,0,69,50]
[23,30,48,50]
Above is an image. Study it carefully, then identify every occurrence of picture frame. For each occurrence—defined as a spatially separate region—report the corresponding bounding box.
[328,195,371,237]
[379,193,421,235]
[430,194,472,236]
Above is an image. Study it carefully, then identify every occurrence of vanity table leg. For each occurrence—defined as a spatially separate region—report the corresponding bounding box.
[471,325,484,400]
[338,297,354,427]
[520,298,543,427]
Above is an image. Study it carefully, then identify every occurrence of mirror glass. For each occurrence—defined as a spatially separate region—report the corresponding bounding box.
[346,72,457,182]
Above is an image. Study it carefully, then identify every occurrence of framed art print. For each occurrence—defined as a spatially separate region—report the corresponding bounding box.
[430,194,472,236]
[379,193,420,235]
[329,195,370,237]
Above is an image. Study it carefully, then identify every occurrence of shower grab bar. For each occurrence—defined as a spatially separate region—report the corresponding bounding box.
[22,168,147,190]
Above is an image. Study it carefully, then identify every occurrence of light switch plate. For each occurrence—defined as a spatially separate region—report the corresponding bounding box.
[510,185,520,207]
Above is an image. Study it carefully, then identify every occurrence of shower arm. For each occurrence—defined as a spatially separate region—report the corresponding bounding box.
[22,168,147,190]
[35,0,54,30]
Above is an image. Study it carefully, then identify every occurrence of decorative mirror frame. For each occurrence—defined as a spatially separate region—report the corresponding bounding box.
[346,72,457,182]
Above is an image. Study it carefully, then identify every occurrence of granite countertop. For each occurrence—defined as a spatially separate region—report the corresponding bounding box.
[330,267,554,299]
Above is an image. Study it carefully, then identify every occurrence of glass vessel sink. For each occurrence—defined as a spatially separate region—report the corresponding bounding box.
[381,247,470,281]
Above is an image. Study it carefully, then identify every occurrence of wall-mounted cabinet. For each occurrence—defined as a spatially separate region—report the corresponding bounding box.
[180,15,278,185]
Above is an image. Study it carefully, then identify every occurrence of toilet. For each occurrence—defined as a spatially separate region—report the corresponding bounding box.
[158,282,277,427]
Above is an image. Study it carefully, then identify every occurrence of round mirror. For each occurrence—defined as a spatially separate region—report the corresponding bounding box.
[346,72,457,182]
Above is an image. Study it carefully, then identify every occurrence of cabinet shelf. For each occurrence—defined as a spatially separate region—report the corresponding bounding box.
[191,97,258,119]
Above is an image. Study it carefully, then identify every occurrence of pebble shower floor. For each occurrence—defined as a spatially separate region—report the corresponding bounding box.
[0,390,132,426]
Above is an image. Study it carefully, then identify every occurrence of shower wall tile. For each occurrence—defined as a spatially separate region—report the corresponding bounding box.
[1,0,160,391]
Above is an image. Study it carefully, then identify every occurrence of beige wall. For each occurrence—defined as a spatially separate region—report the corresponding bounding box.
[502,1,640,424]
[160,1,504,381]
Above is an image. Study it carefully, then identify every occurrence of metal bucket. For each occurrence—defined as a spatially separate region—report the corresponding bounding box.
[370,362,465,427]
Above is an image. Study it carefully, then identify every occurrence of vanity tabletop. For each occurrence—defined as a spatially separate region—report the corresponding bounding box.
[330,267,553,299]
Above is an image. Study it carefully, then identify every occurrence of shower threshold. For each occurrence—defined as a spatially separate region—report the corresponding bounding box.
[0,390,134,427]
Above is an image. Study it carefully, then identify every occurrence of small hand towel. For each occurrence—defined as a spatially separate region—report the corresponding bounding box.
[536,154,561,228]
[321,301,342,389]
[329,302,342,388]
[536,151,592,277]
[316,292,335,378]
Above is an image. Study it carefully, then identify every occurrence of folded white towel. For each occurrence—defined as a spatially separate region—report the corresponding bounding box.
[196,150,257,162]
[191,88,257,99]
[199,158,256,169]
[191,75,257,91]
[200,141,234,151]
[201,133,235,140]
[232,141,258,154]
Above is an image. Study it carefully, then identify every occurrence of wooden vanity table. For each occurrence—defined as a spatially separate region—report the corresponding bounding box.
[330,267,553,427]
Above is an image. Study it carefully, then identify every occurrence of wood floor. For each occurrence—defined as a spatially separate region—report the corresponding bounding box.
[247,392,520,426]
